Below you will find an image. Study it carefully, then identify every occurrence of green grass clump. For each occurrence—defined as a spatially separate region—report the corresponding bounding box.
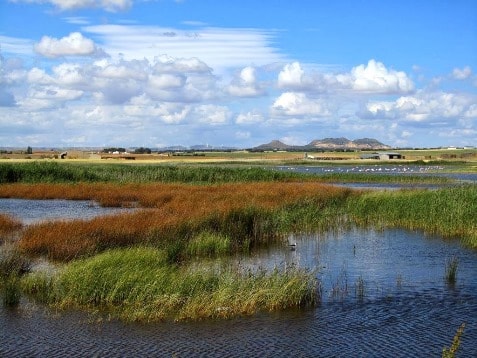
[345,185,477,248]
[22,247,317,322]
[1,245,31,307]
[186,232,231,258]
[445,256,459,284]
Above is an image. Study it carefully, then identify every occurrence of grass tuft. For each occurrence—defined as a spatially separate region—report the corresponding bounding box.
[445,256,459,285]
[22,247,317,322]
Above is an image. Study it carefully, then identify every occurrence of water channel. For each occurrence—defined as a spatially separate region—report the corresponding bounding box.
[1,192,477,356]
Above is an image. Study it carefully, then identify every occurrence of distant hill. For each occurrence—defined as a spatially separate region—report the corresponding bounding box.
[254,137,391,151]
[307,137,391,150]
[254,140,291,151]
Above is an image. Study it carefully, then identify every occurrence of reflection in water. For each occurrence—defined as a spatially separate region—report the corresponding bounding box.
[2,228,477,357]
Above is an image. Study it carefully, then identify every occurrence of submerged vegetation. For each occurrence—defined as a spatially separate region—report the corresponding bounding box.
[1,161,476,320]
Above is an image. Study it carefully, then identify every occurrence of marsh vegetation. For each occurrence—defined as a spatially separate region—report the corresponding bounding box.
[0,161,476,322]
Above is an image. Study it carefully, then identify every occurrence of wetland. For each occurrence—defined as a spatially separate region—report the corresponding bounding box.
[1,160,476,356]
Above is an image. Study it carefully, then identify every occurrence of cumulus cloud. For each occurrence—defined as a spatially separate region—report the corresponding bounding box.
[277,60,413,94]
[452,66,472,80]
[227,66,264,97]
[124,98,191,124]
[236,111,264,124]
[34,32,106,58]
[277,62,305,88]
[23,56,217,105]
[337,59,414,94]
[194,104,231,125]
[362,91,476,124]
[17,86,83,110]
[271,92,330,117]
[11,0,132,12]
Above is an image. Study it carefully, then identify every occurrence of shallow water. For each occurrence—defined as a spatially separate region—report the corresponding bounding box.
[2,227,477,357]
[275,164,477,187]
[0,198,132,224]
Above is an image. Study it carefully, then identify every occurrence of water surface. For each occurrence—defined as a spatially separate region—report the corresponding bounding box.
[0,198,132,224]
[2,228,476,357]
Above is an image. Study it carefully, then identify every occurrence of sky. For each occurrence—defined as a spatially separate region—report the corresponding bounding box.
[0,0,476,149]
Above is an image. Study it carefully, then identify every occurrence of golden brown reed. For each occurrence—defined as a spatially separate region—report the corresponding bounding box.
[10,182,349,261]
[0,214,23,236]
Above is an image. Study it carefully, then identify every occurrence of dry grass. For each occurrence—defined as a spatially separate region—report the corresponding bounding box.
[12,182,350,261]
[0,214,23,239]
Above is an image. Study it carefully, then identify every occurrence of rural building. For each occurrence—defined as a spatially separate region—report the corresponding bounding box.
[360,152,403,160]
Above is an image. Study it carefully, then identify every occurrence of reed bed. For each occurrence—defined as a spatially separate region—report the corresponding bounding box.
[1,245,31,307]
[317,172,452,184]
[22,247,317,322]
[0,161,453,185]
[0,162,308,184]
[15,182,352,261]
[346,185,477,248]
[0,214,22,240]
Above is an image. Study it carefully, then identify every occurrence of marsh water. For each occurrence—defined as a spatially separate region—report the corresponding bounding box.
[2,198,477,357]
[0,198,133,224]
[276,164,477,188]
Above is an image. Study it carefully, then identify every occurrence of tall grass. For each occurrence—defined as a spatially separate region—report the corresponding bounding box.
[445,256,459,284]
[0,162,308,184]
[0,214,23,240]
[186,232,231,258]
[1,245,31,307]
[346,185,477,249]
[0,161,453,185]
[16,182,352,261]
[22,247,317,322]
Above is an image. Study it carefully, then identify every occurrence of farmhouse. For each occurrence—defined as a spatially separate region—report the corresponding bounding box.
[360,152,403,160]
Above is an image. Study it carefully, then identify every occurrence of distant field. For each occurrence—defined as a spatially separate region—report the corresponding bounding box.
[1,148,476,165]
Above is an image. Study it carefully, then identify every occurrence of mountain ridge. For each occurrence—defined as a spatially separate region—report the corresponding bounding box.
[254,137,391,151]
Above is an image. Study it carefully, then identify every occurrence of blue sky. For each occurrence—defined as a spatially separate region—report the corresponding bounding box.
[1,0,476,148]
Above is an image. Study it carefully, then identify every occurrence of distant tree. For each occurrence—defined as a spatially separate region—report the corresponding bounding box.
[134,147,152,154]
[26,146,33,154]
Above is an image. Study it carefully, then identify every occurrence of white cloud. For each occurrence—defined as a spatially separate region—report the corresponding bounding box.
[34,32,106,58]
[277,59,414,94]
[236,111,264,124]
[452,66,472,80]
[153,55,212,74]
[271,92,330,117]
[124,98,191,124]
[277,62,305,88]
[17,86,83,110]
[11,0,132,12]
[0,35,34,56]
[337,59,414,94]
[63,17,91,25]
[227,66,264,97]
[27,68,53,84]
[83,24,286,70]
[194,104,231,125]
[363,91,476,124]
